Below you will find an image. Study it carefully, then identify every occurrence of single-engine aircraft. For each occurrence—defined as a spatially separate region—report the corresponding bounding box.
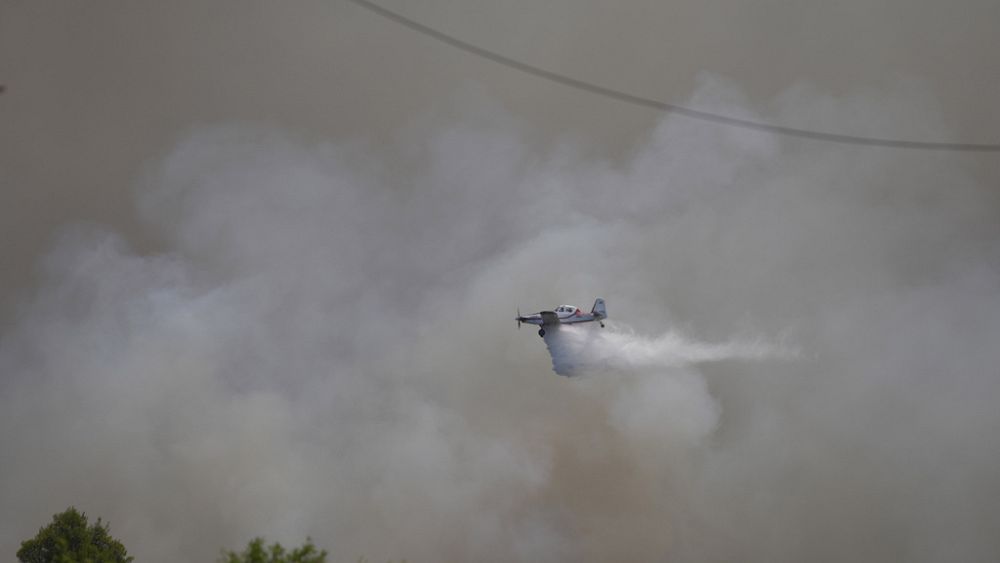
[516,298,606,337]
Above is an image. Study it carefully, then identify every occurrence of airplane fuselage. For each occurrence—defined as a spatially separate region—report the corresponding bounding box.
[517,299,606,336]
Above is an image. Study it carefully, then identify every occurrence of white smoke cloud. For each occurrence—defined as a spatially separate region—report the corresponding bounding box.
[2,76,1000,562]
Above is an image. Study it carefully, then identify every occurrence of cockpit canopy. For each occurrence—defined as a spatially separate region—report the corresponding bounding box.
[556,305,577,313]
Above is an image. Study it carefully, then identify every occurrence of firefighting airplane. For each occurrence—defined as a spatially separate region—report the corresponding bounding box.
[516,298,606,337]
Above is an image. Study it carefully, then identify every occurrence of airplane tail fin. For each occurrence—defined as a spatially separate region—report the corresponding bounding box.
[591,298,606,318]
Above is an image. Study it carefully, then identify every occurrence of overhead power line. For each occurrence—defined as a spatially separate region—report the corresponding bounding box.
[348,0,1000,152]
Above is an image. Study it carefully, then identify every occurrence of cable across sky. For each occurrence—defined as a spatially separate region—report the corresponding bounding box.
[348,0,1000,152]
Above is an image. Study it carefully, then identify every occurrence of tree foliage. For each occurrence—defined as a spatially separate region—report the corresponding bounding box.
[17,507,132,563]
[219,537,327,563]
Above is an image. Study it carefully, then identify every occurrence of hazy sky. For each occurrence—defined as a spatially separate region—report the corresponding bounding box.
[2,2,999,561]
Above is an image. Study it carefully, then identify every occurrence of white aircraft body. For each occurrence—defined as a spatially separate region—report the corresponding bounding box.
[516,298,606,337]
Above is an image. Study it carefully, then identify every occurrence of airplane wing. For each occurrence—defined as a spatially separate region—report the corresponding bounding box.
[540,311,560,326]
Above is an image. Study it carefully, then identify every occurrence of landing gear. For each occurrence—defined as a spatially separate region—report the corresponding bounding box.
[600,322,605,328]
[538,328,546,337]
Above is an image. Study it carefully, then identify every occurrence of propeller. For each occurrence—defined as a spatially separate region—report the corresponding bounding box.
[516,307,521,329]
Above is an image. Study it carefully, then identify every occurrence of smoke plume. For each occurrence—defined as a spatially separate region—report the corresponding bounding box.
[2,74,1000,563]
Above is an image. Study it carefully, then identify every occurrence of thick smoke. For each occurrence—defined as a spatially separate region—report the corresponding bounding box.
[2,76,1000,563]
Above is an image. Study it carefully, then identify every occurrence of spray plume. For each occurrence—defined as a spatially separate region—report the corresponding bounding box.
[542,322,791,376]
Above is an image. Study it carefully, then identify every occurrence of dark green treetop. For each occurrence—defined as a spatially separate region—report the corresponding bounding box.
[17,507,132,563]
[219,537,327,563]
